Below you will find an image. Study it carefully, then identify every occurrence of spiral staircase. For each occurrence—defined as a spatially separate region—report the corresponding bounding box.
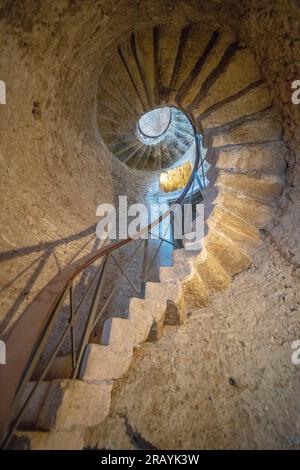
[0,21,287,450]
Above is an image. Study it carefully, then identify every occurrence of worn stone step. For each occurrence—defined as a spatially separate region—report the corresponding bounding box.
[20,379,112,432]
[79,318,133,383]
[156,22,183,103]
[180,29,236,108]
[210,109,282,147]
[126,147,148,168]
[195,248,231,293]
[135,28,156,108]
[110,140,142,158]
[204,228,252,276]
[213,141,287,174]
[211,186,274,229]
[102,54,145,116]
[128,296,166,347]
[195,49,262,117]
[97,97,132,129]
[159,259,192,283]
[118,39,149,111]
[97,92,133,125]
[170,24,212,102]
[215,170,285,199]
[208,205,262,253]
[100,75,139,119]
[160,254,209,308]
[145,280,187,326]
[198,83,272,127]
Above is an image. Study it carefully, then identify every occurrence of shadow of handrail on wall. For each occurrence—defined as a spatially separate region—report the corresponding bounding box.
[0,224,100,335]
[0,224,97,263]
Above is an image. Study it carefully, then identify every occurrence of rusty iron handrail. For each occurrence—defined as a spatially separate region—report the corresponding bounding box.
[0,114,204,448]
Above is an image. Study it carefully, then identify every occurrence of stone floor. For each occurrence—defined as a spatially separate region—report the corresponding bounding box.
[85,237,300,449]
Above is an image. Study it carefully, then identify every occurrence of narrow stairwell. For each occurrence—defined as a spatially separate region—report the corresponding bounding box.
[0,19,287,450]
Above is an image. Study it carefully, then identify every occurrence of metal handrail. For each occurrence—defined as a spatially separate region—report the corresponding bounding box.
[0,114,205,449]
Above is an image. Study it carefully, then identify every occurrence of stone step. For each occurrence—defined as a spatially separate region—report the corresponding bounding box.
[180,29,236,108]
[160,253,209,308]
[204,228,252,276]
[198,83,272,127]
[79,318,133,383]
[145,280,187,326]
[212,187,274,229]
[159,142,174,167]
[210,109,282,147]
[135,28,156,108]
[126,146,148,168]
[167,144,187,161]
[195,248,231,293]
[215,170,285,199]
[20,379,112,432]
[124,147,146,167]
[208,205,262,254]
[110,140,142,158]
[102,53,145,116]
[170,24,212,102]
[119,38,149,111]
[156,22,183,103]
[97,97,132,129]
[143,146,162,170]
[97,109,129,130]
[171,131,192,148]
[100,75,139,119]
[128,296,166,347]
[166,133,189,154]
[174,122,194,137]
[195,48,262,116]
[213,141,287,174]
[97,91,133,124]
[169,24,206,104]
